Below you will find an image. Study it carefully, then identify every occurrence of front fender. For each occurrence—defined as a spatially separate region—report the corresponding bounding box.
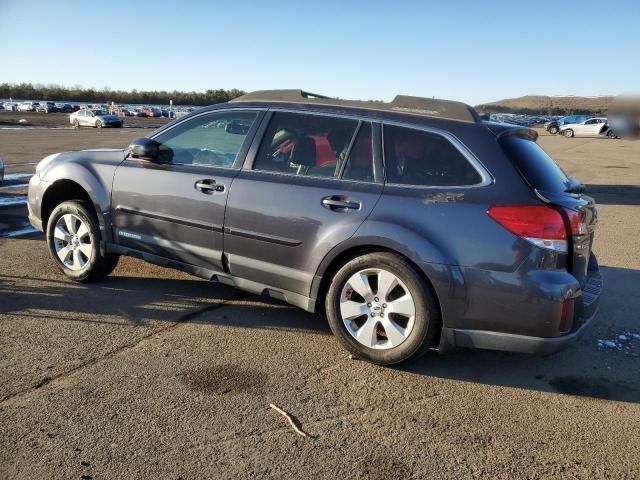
[38,150,125,242]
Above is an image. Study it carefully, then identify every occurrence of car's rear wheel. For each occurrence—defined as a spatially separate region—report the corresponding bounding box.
[46,201,119,282]
[549,125,559,135]
[563,128,574,138]
[72,119,79,128]
[95,120,102,128]
[325,252,438,365]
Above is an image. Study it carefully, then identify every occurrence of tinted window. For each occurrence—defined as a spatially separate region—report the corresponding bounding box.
[383,125,481,186]
[500,136,570,193]
[253,112,373,181]
[342,123,374,182]
[153,111,258,167]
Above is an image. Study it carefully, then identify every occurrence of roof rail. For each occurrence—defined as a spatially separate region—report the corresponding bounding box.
[229,89,479,123]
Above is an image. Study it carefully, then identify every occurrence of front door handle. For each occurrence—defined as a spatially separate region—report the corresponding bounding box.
[321,196,361,211]
[195,179,225,194]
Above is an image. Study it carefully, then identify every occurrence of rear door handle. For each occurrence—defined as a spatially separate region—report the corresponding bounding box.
[195,179,225,194]
[321,196,361,211]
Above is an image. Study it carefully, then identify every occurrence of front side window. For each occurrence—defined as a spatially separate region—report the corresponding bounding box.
[253,112,374,181]
[383,125,482,186]
[153,111,258,167]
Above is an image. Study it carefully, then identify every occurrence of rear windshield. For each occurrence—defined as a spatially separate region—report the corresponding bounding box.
[500,136,570,193]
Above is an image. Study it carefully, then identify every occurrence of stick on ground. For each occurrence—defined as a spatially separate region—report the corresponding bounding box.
[269,403,309,438]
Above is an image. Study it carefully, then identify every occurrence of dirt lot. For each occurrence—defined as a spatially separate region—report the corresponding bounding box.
[0,128,639,479]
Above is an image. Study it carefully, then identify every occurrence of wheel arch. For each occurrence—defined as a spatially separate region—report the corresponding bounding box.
[41,179,109,243]
[311,241,447,347]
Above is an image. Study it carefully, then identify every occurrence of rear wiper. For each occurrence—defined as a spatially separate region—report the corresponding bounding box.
[565,184,585,194]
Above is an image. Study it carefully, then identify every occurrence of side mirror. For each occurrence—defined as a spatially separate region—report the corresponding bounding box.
[129,137,160,161]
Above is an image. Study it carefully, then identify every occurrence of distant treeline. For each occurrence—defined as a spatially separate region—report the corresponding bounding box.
[475,104,607,116]
[0,83,245,106]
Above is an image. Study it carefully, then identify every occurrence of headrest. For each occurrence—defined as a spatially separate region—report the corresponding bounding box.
[290,136,316,167]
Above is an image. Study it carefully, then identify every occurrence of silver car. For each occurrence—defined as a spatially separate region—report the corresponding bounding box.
[69,109,123,128]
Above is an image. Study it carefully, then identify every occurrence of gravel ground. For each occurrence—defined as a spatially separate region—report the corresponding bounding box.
[0,128,638,479]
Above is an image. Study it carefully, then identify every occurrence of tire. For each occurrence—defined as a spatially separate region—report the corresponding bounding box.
[563,128,574,138]
[72,119,79,128]
[325,252,439,365]
[548,125,559,135]
[46,200,119,282]
[95,120,102,128]
[607,130,617,139]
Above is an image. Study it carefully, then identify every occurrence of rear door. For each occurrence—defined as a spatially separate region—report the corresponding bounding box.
[223,110,383,296]
[110,109,263,272]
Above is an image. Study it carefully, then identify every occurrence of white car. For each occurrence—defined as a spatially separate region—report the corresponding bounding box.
[17,102,39,112]
[69,109,123,128]
[559,117,613,138]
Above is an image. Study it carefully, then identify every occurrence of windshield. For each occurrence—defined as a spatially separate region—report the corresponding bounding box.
[91,110,108,116]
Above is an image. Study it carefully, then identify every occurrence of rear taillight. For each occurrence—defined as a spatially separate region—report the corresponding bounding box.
[564,208,588,236]
[487,205,567,252]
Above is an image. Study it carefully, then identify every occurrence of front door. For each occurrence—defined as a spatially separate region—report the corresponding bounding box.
[224,111,384,296]
[111,109,263,272]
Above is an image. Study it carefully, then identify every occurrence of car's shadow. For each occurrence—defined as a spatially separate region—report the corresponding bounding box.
[1,260,638,403]
[401,265,640,404]
[586,184,640,206]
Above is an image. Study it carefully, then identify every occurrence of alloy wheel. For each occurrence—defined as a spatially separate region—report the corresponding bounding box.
[53,214,93,271]
[339,268,416,350]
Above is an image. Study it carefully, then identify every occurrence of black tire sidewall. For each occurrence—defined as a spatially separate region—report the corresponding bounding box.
[325,253,437,365]
[46,201,102,282]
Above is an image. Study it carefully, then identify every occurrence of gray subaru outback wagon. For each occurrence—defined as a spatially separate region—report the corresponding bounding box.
[27,90,601,365]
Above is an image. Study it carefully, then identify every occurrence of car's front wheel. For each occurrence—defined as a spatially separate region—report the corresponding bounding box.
[46,201,119,282]
[563,128,574,138]
[325,252,439,365]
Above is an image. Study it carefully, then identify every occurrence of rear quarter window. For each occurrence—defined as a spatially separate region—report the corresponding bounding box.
[383,125,482,187]
[500,136,570,193]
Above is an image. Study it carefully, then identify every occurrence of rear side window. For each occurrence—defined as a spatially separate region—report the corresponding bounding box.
[500,136,570,193]
[253,112,374,181]
[383,125,481,186]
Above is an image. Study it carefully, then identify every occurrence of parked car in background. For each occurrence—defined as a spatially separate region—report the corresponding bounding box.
[3,102,18,111]
[29,89,601,365]
[544,115,591,134]
[134,108,148,117]
[18,101,39,112]
[559,117,616,138]
[36,102,60,113]
[59,104,74,113]
[69,109,123,128]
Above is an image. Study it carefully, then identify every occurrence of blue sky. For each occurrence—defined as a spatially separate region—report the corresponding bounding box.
[1,0,638,105]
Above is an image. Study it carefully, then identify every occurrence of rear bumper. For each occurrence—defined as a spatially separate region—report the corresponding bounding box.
[441,304,597,355]
[439,268,602,355]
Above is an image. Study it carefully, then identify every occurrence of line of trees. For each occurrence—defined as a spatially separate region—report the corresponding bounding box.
[0,83,245,106]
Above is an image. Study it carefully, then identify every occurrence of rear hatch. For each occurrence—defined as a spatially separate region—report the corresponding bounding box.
[498,130,598,288]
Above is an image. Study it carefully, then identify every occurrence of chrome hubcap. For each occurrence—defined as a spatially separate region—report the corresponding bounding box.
[53,214,92,271]
[339,268,416,350]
